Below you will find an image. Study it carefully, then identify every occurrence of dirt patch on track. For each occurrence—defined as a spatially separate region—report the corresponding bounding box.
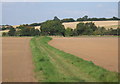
[49,37,118,72]
[2,37,36,82]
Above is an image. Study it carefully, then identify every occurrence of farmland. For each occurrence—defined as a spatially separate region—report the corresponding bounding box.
[30,36,118,82]
[2,20,119,82]
[2,2,120,82]
[62,20,119,29]
[49,36,118,72]
[2,36,119,82]
[2,37,36,82]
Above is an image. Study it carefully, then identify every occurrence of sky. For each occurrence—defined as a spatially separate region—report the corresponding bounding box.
[1,0,119,2]
[2,2,118,25]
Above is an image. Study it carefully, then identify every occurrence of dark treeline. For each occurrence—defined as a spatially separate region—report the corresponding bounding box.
[64,23,120,36]
[1,25,13,30]
[2,16,120,37]
[76,15,120,21]
[61,15,120,22]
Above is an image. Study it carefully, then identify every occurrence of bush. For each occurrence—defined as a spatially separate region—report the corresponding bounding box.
[8,28,16,36]
[19,27,40,36]
[2,32,8,36]
[65,27,73,36]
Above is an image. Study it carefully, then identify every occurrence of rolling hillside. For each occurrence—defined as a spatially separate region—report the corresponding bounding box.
[1,21,119,33]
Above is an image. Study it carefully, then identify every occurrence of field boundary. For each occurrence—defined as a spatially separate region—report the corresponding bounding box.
[30,36,119,82]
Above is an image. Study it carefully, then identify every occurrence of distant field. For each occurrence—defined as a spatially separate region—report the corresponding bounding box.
[62,21,119,29]
[0,30,9,33]
[49,36,118,72]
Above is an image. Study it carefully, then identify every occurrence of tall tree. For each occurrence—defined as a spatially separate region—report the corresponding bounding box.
[41,20,65,36]
[83,15,88,21]
[53,16,60,21]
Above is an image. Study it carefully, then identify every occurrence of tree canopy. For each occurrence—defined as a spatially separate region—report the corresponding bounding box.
[8,27,16,36]
[3,16,119,37]
[75,22,97,35]
[40,20,65,36]
[53,16,60,21]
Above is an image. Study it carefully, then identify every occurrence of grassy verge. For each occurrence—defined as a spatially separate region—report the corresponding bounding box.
[30,36,118,82]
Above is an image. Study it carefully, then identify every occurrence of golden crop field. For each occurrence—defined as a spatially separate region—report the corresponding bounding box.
[62,21,119,29]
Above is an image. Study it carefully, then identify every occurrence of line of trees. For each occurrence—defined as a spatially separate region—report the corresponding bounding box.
[61,16,120,23]
[65,23,120,36]
[2,16,120,37]
[2,26,40,36]
[1,16,119,29]
[1,25,13,30]
[38,17,120,36]
[77,16,120,21]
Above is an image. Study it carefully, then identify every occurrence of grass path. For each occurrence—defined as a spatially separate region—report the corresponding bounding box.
[30,36,118,82]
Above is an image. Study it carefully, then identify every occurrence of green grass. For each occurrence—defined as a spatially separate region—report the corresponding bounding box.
[30,36,119,82]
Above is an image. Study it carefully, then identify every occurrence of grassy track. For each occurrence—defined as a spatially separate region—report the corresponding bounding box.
[30,36,118,82]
